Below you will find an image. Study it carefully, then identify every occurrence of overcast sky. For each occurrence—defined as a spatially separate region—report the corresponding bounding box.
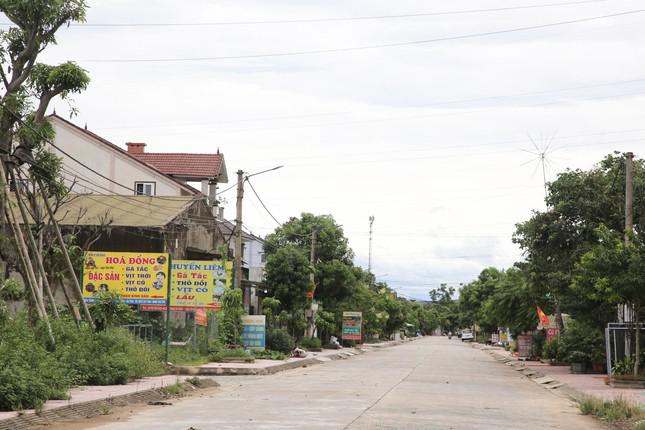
[31,0,645,300]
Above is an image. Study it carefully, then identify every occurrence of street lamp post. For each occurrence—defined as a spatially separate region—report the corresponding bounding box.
[233,165,283,290]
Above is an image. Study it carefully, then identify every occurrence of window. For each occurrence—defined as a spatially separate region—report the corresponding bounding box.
[134,182,156,196]
[9,179,29,193]
[260,253,266,263]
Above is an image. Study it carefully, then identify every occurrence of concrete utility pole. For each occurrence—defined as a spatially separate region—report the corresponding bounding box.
[620,153,635,331]
[625,152,634,244]
[234,169,244,290]
[368,215,374,274]
[305,229,317,338]
[232,165,283,291]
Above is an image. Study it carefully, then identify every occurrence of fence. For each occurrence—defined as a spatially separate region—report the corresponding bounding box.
[605,322,645,376]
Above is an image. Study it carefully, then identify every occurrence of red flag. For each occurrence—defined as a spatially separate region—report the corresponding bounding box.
[536,305,550,327]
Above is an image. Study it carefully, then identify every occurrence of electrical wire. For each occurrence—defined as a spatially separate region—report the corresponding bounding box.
[245,178,282,227]
[95,76,645,133]
[0,0,609,27]
[0,101,204,201]
[76,9,645,63]
[183,88,645,139]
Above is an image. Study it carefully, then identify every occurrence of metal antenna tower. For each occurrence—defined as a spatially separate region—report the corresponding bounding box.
[521,132,558,201]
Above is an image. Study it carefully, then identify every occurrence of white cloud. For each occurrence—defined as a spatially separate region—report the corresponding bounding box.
[32,0,645,299]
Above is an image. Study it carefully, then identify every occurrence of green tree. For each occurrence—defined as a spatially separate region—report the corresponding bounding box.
[459,267,502,333]
[265,213,357,307]
[264,245,310,312]
[483,267,539,337]
[0,0,90,333]
[514,153,644,332]
[428,285,459,333]
[574,226,645,375]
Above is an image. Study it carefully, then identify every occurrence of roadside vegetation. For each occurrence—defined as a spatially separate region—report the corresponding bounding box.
[454,153,645,377]
[0,311,163,411]
[578,396,645,430]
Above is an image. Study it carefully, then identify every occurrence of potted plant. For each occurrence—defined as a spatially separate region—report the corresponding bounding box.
[610,357,645,388]
[568,351,590,374]
[542,338,560,364]
[590,347,606,374]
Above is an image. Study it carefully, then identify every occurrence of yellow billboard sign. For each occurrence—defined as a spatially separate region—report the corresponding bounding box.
[170,260,232,310]
[82,251,169,304]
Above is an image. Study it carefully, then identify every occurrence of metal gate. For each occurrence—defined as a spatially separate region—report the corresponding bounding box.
[605,322,645,376]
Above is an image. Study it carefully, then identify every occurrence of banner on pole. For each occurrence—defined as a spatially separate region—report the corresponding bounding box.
[82,251,169,304]
[241,315,266,350]
[342,311,362,341]
[170,260,232,309]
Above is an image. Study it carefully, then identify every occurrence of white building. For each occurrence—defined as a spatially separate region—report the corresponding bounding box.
[49,115,197,197]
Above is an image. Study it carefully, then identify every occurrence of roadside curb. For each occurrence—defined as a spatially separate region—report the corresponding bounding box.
[473,344,584,401]
[0,379,218,430]
[172,338,419,376]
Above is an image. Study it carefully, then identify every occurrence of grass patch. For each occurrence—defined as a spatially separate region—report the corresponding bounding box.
[161,382,184,396]
[154,345,210,366]
[209,348,252,362]
[299,337,321,351]
[251,349,287,360]
[578,395,645,429]
[185,377,202,387]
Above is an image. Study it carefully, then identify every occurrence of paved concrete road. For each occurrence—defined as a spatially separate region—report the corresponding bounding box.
[85,337,603,430]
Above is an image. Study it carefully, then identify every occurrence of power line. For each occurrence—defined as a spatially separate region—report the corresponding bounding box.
[77,9,645,63]
[1,0,608,27]
[95,76,645,132]
[246,177,282,227]
[0,102,204,202]
[187,88,645,138]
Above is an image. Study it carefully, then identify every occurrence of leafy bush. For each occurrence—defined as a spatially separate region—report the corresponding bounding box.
[531,330,546,358]
[0,314,164,412]
[0,316,69,411]
[266,329,295,353]
[46,319,163,385]
[568,350,591,364]
[88,291,138,332]
[613,357,635,376]
[542,338,563,361]
[251,349,287,360]
[558,320,605,366]
[208,348,251,362]
[219,289,244,345]
[299,336,322,350]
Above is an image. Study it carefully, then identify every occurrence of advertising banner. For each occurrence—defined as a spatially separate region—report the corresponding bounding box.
[82,252,169,304]
[241,315,266,350]
[517,335,533,358]
[170,260,232,310]
[342,311,362,341]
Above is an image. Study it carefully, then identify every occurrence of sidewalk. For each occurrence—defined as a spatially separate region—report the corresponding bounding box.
[0,338,416,429]
[477,344,645,404]
[175,339,414,375]
[0,374,195,422]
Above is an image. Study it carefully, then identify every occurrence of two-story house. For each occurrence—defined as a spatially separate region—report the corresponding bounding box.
[46,114,228,260]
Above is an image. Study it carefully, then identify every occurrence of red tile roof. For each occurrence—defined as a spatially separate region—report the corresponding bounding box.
[49,115,199,195]
[132,153,225,180]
